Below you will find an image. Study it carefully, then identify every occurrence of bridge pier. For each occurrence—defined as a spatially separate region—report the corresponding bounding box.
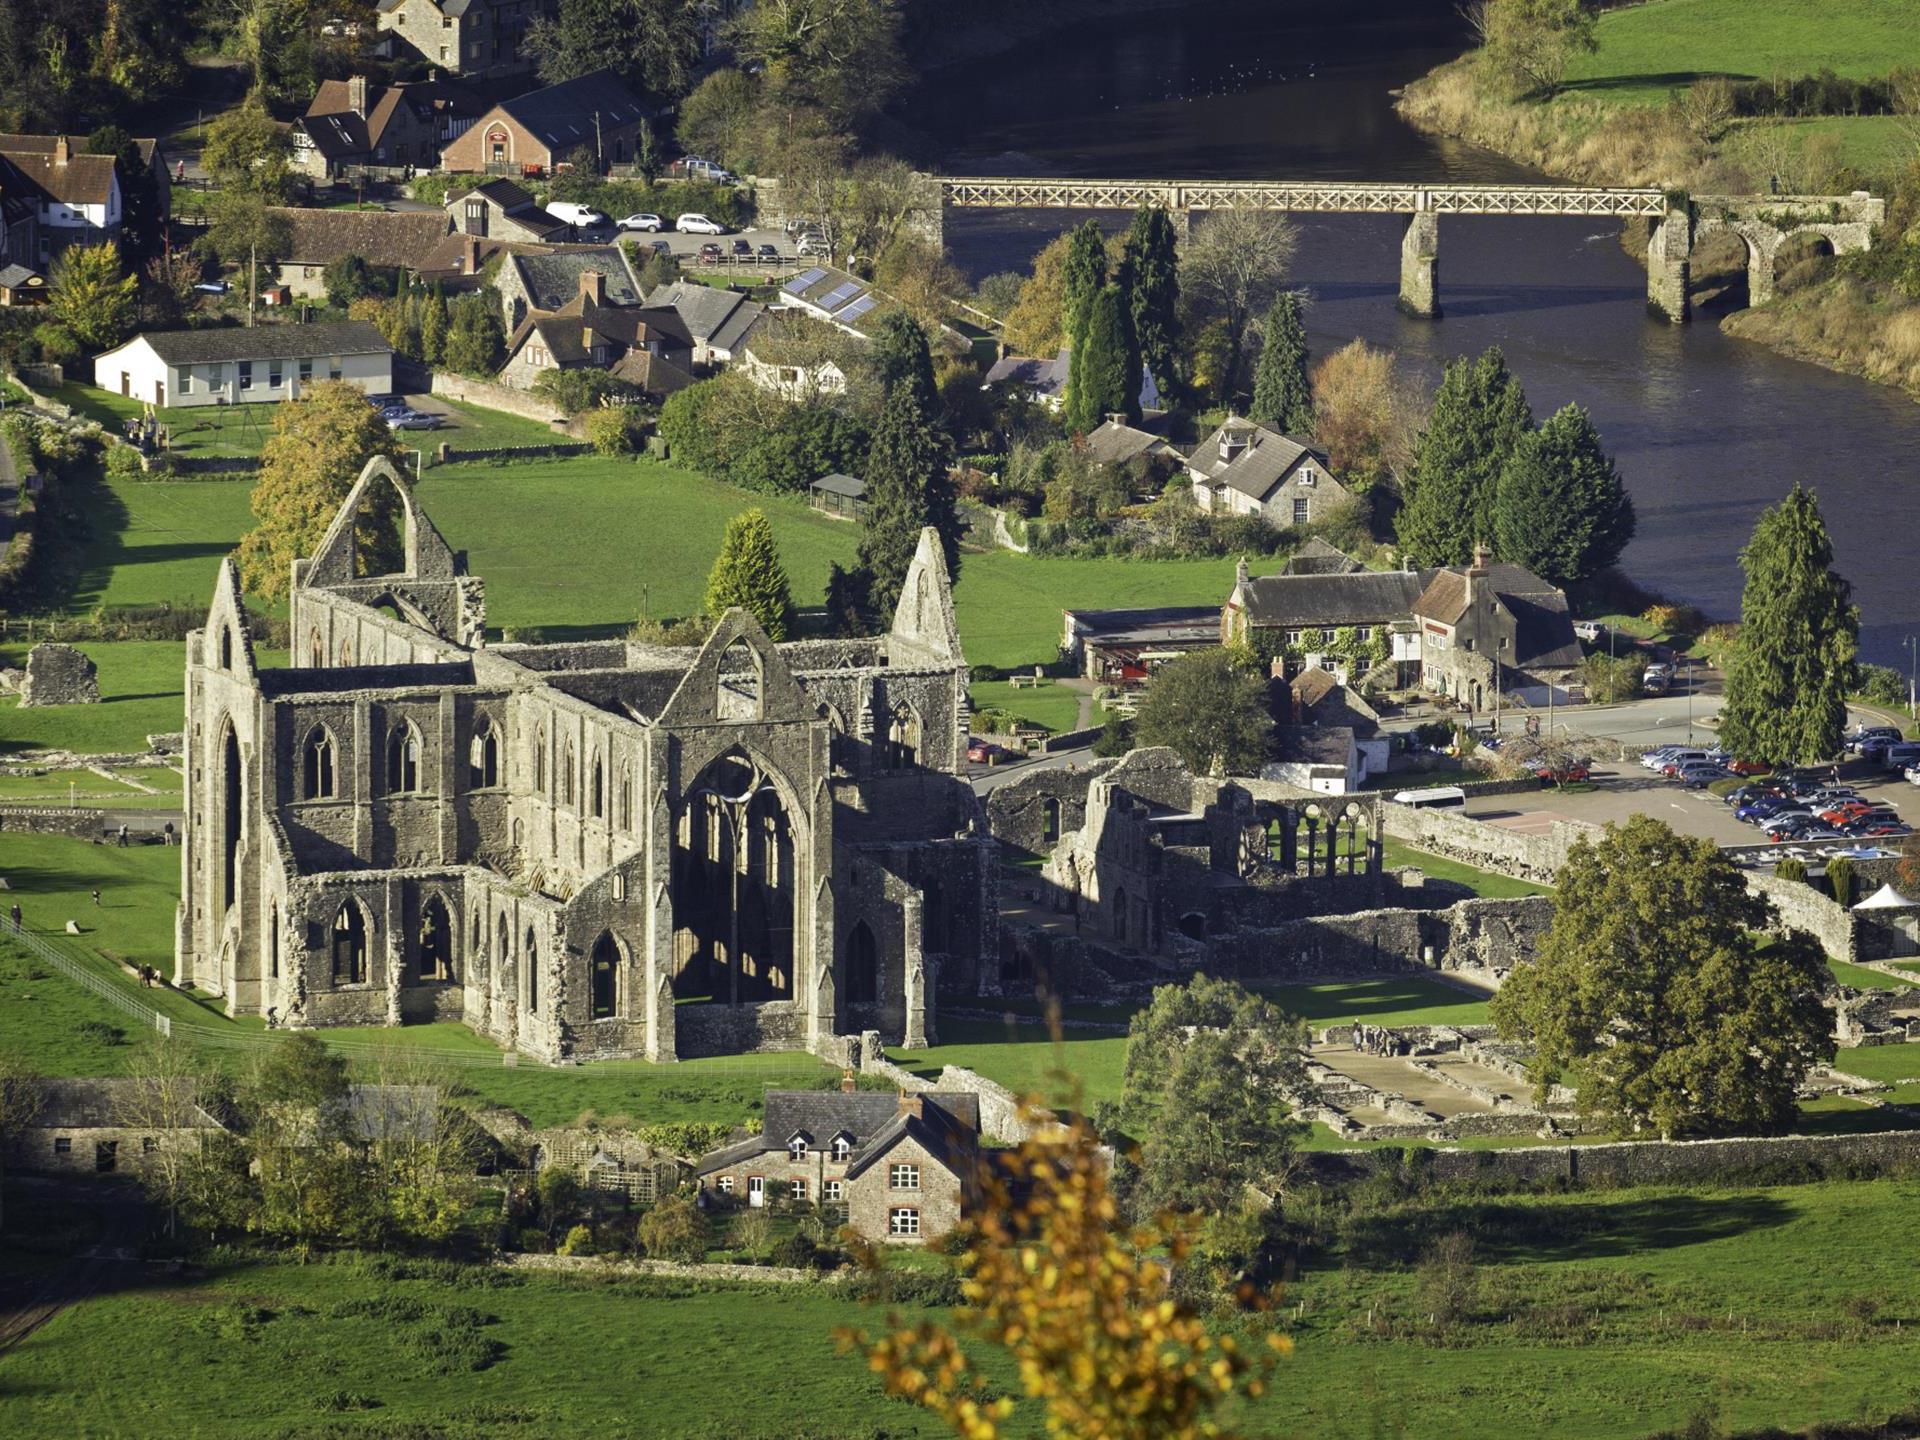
[1398,209,1439,319]
[1647,204,1692,324]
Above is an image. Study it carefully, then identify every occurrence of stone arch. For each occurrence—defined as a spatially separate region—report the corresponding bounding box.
[844,919,879,1005]
[331,900,369,985]
[309,627,325,669]
[671,748,801,1004]
[887,703,921,769]
[302,724,337,800]
[385,719,421,794]
[1178,910,1208,941]
[590,931,623,1019]
[418,894,454,982]
[219,719,242,914]
[1772,227,1838,296]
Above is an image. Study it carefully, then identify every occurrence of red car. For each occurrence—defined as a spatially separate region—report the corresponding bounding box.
[1536,763,1590,783]
[1726,758,1770,776]
[1820,802,1875,825]
[967,739,1007,764]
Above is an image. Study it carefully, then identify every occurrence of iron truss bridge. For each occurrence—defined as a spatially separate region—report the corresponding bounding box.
[937,177,1671,218]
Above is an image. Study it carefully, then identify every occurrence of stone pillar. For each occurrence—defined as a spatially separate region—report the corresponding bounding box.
[1747,229,1780,307]
[1646,205,1692,324]
[902,893,928,1050]
[907,171,945,253]
[1398,207,1439,319]
[643,767,677,1062]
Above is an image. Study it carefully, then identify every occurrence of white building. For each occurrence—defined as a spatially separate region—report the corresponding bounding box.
[92,322,395,409]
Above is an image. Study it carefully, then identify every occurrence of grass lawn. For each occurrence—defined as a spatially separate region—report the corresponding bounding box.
[1827,959,1915,992]
[1378,836,1552,899]
[967,678,1083,734]
[63,469,255,614]
[0,642,286,757]
[970,976,1492,1033]
[7,1180,1920,1438]
[890,1017,1128,1112]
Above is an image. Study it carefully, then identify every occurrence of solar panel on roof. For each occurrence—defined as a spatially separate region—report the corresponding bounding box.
[820,281,863,310]
[785,267,828,294]
[836,294,877,323]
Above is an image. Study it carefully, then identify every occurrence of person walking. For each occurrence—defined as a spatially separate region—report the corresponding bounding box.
[8,902,21,931]
[91,887,102,906]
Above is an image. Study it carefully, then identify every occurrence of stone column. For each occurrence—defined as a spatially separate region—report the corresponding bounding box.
[1747,229,1780,307]
[907,171,946,253]
[902,893,927,1050]
[1646,204,1692,324]
[1398,206,1439,319]
[643,761,677,1062]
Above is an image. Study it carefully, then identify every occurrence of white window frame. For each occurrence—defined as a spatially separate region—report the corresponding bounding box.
[791,1178,808,1203]
[830,1136,851,1162]
[824,1179,843,1203]
[716,1175,733,1194]
[787,1137,809,1161]
[889,1163,920,1192]
[888,1207,919,1238]
[237,360,253,390]
[178,368,193,395]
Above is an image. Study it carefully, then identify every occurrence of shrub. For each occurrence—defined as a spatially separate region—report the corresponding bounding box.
[533,368,642,416]
[76,1018,127,1046]
[770,1232,818,1269]
[105,442,145,479]
[636,1193,710,1263]
[1581,651,1646,704]
[558,1223,595,1256]
[1826,856,1856,908]
[1642,602,1705,638]
[584,406,644,457]
[1852,662,1908,708]
[1774,857,1808,883]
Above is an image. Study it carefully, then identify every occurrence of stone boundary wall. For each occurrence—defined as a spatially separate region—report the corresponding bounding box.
[430,372,567,424]
[0,806,104,838]
[1043,726,1105,753]
[934,1064,1043,1143]
[436,441,594,466]
[1747,870,1857,962]
[1301,1126,1920,1188]
[6,370,72,420]
[501,1252,827,1285]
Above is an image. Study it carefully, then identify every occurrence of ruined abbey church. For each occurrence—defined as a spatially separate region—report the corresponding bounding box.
[176,457,995,1061]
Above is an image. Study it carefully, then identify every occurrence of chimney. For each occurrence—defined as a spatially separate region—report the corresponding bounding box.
[579,268,605,305]
[840,1068,857,1094]
[1234,555,1250,589]
[1104,411,1127,427]
[1469,542,1491,576]
[53,135,70,165]
[461,236,481,273]
[347,74,370,117]
[897,1092,923,1120]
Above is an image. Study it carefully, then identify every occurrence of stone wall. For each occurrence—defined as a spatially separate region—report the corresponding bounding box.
[0,806,105,838]
[429,372,568,424]
[984,759,1120,857]
[502,1252,826,1285]
[934,1064,1042,1143]
[1747,871,1857,962]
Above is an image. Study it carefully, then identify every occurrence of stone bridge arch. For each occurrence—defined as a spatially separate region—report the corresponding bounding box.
[1649,194,1880,322]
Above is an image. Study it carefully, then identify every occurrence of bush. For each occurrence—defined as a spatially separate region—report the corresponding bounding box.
[558,1223,595,1256]
[1642,602,1705,639]
[1774,857,1808,883]
[1853,662,1908,708]
[105,442,145,479]
[533,368,643,416]
[636,1193,710,1263]
[1582,651,1646,704]
[76,1018,127,1046]
[1826,856,1856,908]
[584,406,645,457]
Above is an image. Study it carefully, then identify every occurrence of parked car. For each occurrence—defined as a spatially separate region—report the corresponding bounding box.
[730,238,753,257]
[365,393,403,411]
[755,241,779,259]
[677,213,727,235]
[967,739,1008,764]
[1677,768,1725,790]
[1858,736,1899,763]
[1573,621,1606,643]
[697,242,723,263]
[796,232,830,257]
[1536,762,1590,783]
[1737,799,1805,823]
[616,212,664,232]
[546,201,606,229]
[1723,758,1771,776]
[1847,725,1901,753]
[678,156,734,183]
[1641,746,1687,770]
[386,409,443,431]
[1905,764,1920,786]
[647,238,672,255]
[1881,742,1920,770]
[192,279,229,294]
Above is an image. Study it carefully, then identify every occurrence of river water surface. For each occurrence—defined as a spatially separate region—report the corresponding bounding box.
[911,1,1920,666]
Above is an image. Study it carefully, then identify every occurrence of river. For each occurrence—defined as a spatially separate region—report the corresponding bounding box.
[910,0,1920,669]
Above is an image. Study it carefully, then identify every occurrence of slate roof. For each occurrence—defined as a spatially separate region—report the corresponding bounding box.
[1083,418,1174,467]
[1271,725,1356,767]
[0,133,163,170]
[31,1077,226,1130]
[609,347,697,396]
[1237,571,1426,627]
[696,1090,980,1178]
[984,351,1067,397]
[1283,536,1361,576]
[493,70,650,152]
[273,207,450,270]
[646,280,764,353]
[0,146,119,207]
[305,78,483,157]
[509,247,643,310]
[0,263,45,292]
[1188,417,1329,503]
[123,321,392,367]
[468,178,539,211]
[1411,561,1582,671]
[810,473,865,498]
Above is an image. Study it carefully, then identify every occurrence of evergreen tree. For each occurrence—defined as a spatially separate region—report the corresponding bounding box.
[1718,485,1858,766]
[1122,204,1181,401]
[419,284,450,368]
[442,296,504,376]
[1490,402,1635,586]
[1064,283,1136,433]
[704,508,794,640]
[855,315,957,622]
[1248,291,1312,435]
[1060,219,1109,350]
[1396,346,1533,565]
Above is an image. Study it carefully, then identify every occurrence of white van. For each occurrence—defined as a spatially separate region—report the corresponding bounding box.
[545,201,605,228]
[1393,786,1467,810]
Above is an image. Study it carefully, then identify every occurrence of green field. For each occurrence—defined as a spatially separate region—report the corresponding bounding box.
[6,1177,1920,1439]
[1379,837,1554,899]
[0,642,286,757]
[1562,0,1917,106]
[1827,959,1914,992]
[967,678,1084,734]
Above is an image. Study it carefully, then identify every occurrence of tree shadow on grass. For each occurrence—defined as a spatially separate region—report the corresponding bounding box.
[1559,70,1756,95]
[1338,1190,1792,1268]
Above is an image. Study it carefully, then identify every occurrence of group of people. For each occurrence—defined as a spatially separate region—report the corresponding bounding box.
[1351,1022,1411,1058]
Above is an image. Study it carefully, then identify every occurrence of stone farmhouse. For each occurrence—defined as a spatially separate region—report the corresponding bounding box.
[176,457,997,1063]
[378,0,556,78]
[12,1078,227,1178]
[644,280,765,368]
[92,321,394,409]
[1224,562,1427,680]
[497,268,696,395]
[272,208,453,301]
[439,70,653,176]
[493,244,642,329]
[696,1086,981,1242]
[447,178,572,245]
[1188,416,1352,530]
[296,75,486,179]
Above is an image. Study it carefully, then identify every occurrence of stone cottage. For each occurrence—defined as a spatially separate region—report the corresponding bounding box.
[175,457,996,1063]
[12,1077,227,1177]
[1187,417,1352,529]
[696,1086,981,1242]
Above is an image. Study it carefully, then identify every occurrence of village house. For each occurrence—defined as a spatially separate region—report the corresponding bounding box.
[735,307,858,402]
[1082,415,1181,471]
[774,265,888,335]
[445,178,572,245]
[295,75,485,179]
[378,0,556,77]
[497,267,696,394]
[984,350,1160,416]
[695,1087,981,1242]
[645,279,765,368]
[11,1078,227,1178]
[92,321,395,408]
[415,231,537,291]
[1188,416,1352,530]
[439,70,653,177]
[0,137,121,275]
[1224,561,1427,682]
[272,207,452,300]
[1263,667,1389,794]
[1411,548,1585,709]
[493,245,643,329]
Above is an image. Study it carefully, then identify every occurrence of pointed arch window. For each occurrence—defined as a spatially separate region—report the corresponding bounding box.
[220,626,234,670]
[385,721,421,794]
[886,704,921,770]
[590,753,605,819]
[845,920,879,1005]
[561,742,576,808]
[590,932,619,1019]
[618,765,634,831]
[525,927,540,1014]
[418,895,454,982]
[469,717,499,788]
[332,902,368,985]
[532,726,545,790]
[309,628,325,669]
[302,726,336,800]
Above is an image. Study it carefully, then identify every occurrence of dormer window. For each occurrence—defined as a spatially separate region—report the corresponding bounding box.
[830,1134,852,1162]
[787,1134,810,1161]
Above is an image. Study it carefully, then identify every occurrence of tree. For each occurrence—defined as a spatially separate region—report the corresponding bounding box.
[637,1192,711,1261]
[874,236,966,332]
[729,0,906,133]
[424,283,454,366]
[322,253,382,309]
[1122,204,1182,401]
[854,314,957,621]
[1491,402,1635,586]
[1119,975,1307,1216]
[199,190,292,272]
[234,382,404,600]
[526,0,701,98]
[1182,209,1299,401]
[1002,231,1075,358]
[0,1052,44,1234]
[1249,291,1312,435]
[239,1032,374,1253]
[1489,816,1834,1138]
[1310,338,1415,491]
[1483,0,1598,98]
[705,509,795,640]
[115,1035,219,1239]
[1134,648,1272,777]
[49,241,136,351]
[89,126,162,263]
[1060,219,1109,352]
[442,294,505,376]
[1718,485,1859,766]
[144,249,202,324]
[678,67,763,170]
[201,95,293,199]
[1064,283,1136,432]
[1396,346,1532,566]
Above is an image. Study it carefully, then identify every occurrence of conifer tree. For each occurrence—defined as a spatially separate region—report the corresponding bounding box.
[1064,283,1136,433]
[419,284,450,368]
[854,314,957,624]
[1249,291,1312,435]
[1060,219,1109,350]
[1396,346,1532,565]
[704,508,794,640]
[1718,485,1858,766]
[1491,402,1635,586]
[1122,204,1181,400]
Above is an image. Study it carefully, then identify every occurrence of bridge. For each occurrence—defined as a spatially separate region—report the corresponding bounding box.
[921,177,1886,323]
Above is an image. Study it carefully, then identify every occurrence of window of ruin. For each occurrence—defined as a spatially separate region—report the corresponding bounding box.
[349,472,409,579]
[590,754,604,819]
[844,920,878,1005]
[1041,796,1060,843]
[221,722,242,914]
[268,905,279,980]
[886,704,920,770]
[590,932,619,1018]
[386,722,421,795]
[716,639,762,721]
[95,1140,118,1173]
[532,726,545,790]
[303,727,336,800]
[525,928,540,1014]
[562,742,576,808]
[332,903,369,985]
[469,718,499,788]
[619,766,633,830]
[496,913,509,970]
[220,626,234,669]
[339,635,354,666]
[419,895,454,982]
[309,628,324,668]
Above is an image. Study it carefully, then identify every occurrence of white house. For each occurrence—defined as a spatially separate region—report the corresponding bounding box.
[1187,416,1352,529]
[0,137,121,269]
[92,321,394,409]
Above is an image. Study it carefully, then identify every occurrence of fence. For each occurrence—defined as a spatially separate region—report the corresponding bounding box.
[7,922,171,1038]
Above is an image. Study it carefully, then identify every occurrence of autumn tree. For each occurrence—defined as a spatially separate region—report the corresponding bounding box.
[1310,338,1415,491]
[199,190,293,271]
[705,508,795,640]
[730,0,906,134]
[240,1033,376,1254]
[116,1035,221,1239]
[1397,346,1532,565]
[49,241,137,351]
[638,1192,711,1261]
[235,382,403,600]
[1249,291,1312,435]
[1490,815,1834,1138]
[527,0,702,96]
[1491,401,1635,586]
[201,95,294,199]
[678,67,764,170]
[1182,209,1299,401]
[1718,485,1858,766]
[1001,231,1075,358]
[1134,648,1272,777]
[1483,0,1599,99]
